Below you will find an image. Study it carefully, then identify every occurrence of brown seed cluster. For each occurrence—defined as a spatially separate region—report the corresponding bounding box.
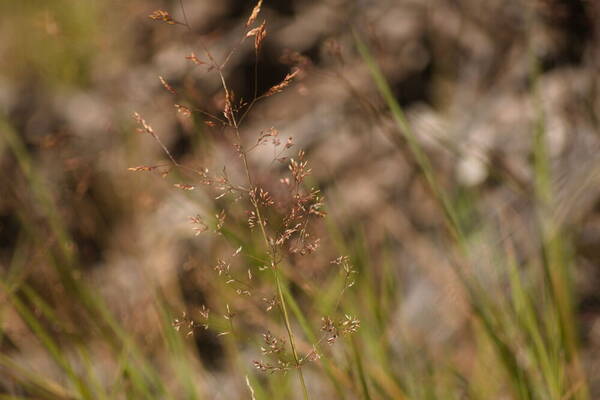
[253,360,292,375]
[264,69,300,97]
[172,308,209,337]
[148,10,176,25]
[185,52,205,65]
[159,76,177,94]
[132,112,154,135]
[127,165,158,172]
[246,21,267,53]
[261,331,285,355]
[321,315,361,345]
[174,104,191,118]
[189,215,208,235]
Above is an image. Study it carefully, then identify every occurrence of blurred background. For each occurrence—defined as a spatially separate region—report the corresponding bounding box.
[1,0,600,399]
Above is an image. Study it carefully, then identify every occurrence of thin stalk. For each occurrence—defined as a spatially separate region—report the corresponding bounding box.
[353,31,464,245]
[155,9,310,392]
[351,336,372,400]
[529,37,587,399]
[237,137,309,399]
[275,268,310,400]
[224,80,309,398]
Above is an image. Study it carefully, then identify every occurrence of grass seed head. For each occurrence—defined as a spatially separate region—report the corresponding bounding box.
[185,52,206,65]
[265,69,300,97]
[132,112,154,135]
[174,104,191,117]
[149,10,176,24]
[159,76,177,94]
[246,0,263,27]
[128,165,158,172]
[174,183,195,191]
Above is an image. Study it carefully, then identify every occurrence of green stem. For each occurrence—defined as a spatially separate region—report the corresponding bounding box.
[225,87,309,399]
[274,269,309,399]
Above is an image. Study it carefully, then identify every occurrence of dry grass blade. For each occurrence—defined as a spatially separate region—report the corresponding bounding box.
[174,104,192,117]
[186,52,206,65]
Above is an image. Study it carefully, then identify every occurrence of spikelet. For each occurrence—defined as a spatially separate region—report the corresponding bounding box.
[246,0,263,27]
[159,76,176,94]
[246,21,266,52]
[174,104,192,118]
[149,10,175,25]
[264,69,299,97]
[174,183,195,191]
[185,52,206,65]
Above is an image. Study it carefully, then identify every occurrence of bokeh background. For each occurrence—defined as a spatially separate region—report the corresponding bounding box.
[2,0,600,399]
